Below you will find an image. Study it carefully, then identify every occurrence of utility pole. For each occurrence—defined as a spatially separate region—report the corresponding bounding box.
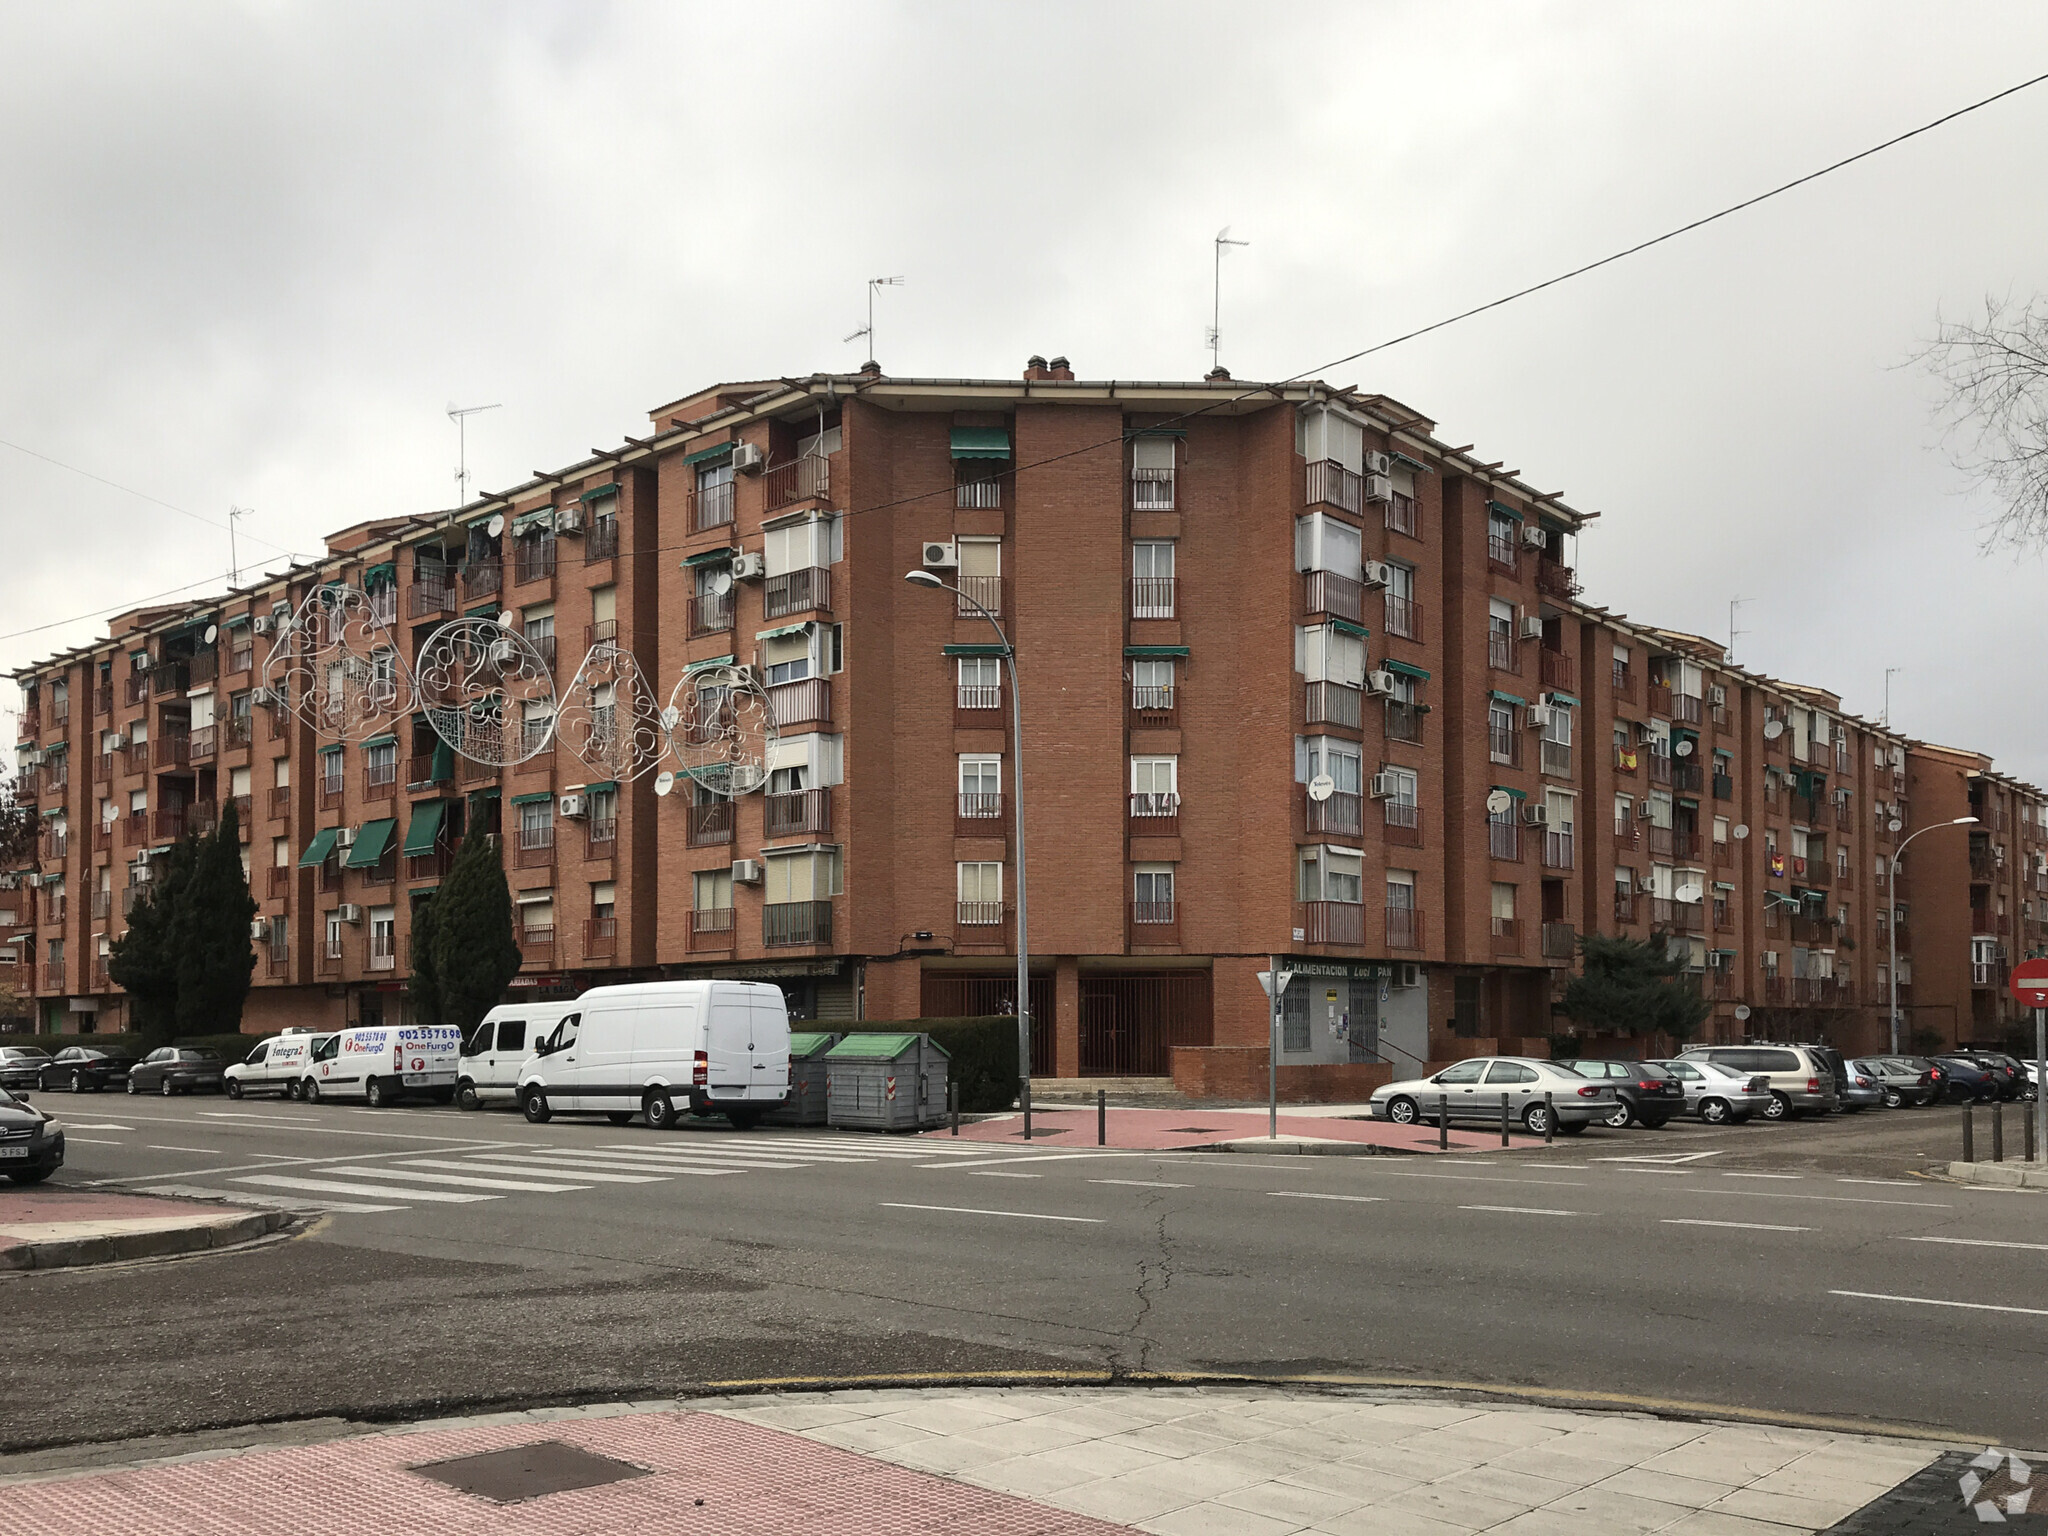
[448,402,502,509]
[1207,228,1249,373]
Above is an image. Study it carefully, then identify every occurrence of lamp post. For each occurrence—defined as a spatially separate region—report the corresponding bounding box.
[1889,816,1977,1055]
[906,570,1031,1127]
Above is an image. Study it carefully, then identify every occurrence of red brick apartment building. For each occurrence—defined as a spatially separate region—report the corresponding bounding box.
[8,360,2043,1089]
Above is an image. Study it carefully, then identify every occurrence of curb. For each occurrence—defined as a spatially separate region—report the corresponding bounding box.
[0,1210,292,1272]
[1194,1138,1424,1157]
[1947,1159,2048,1190]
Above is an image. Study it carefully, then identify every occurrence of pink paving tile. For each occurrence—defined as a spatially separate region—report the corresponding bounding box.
[0,1411,1143,1536]
[920,1106,1515,1152]
[0,1188,263,1227]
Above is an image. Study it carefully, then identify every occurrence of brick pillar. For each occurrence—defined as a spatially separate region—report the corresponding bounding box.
[1055,956,1081,1077]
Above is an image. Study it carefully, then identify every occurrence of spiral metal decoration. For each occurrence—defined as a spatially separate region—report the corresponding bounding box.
[259,584,412,743]
[664,663,778,798]
[556,642,671,783]
[414,617,559,768]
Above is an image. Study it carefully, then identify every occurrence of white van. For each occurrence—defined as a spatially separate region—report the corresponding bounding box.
[515,980,790,1129]
[457,1003,578,1111]
[225,1033,332,1099]
[303,1024,463,1108]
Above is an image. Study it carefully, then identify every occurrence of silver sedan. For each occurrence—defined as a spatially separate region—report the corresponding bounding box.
[1366,1057,1616,1137]
[1647,1058,1774,1125]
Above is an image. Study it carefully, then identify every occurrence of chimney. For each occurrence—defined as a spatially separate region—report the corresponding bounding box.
[1023,355,1051,381]
[859,359,882,381]
[1205,365,1232,383]
[1048,356,1074,380]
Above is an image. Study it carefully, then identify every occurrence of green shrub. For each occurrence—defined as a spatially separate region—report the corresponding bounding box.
[839,1015,1023,1112]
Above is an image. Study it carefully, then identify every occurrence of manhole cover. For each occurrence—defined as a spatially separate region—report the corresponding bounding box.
[411,1440,652,1503]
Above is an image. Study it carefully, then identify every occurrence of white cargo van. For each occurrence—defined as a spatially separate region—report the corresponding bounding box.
[515,980,790,1129]
[302,1024,463,1107]
[225,1033,332,1099]
[457,1003,578,1110]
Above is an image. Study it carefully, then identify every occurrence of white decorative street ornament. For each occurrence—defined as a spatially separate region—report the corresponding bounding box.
[259,584,411,743]
[414,617,558,768]
[665,663,777,798]
[557,643,671,782]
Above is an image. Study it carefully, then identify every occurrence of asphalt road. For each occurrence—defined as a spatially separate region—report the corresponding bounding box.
[4,1092,2045,1453]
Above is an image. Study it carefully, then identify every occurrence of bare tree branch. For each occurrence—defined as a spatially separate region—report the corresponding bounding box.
[1918,295,2048,549]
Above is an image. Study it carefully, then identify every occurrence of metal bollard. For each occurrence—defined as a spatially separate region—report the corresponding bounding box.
[1544,1091,1555,1145]
[1097,1088,1106,1147]
[1439,1093,1449,1150]
[1993,1099,2005,1163]
[1500,1092,1511,1147]
[949,1080,959,1136]
[1963,1102,1975,1163]
[2027,1099,2038,1163]
[1022,1079,1032,1141]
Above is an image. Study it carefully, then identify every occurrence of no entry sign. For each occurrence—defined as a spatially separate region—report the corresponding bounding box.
[2009,957,2048,1009]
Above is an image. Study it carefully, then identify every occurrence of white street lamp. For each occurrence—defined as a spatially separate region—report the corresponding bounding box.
[1889,816,1977,1055]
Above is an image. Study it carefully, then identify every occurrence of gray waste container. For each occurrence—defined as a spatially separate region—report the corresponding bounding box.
[824,1033,950,1131]
[765,1030,843,1126]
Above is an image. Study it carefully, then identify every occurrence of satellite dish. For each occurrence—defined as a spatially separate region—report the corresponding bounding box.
[1889,818,1903,833]
[497,610,515,628]
[1674,738,1694,757]
[1733,824,1750,840]
[1307,773,1336,803]
[1485,789,1513,816]
[1734,1004,1752,1022]
[653,770,675,798]
[203,624,218,645]
[659,705,680,731]
[1762,718,1784,740]
[708,568,734,597]
[486,513,506,538]
[1676,884,1703,904]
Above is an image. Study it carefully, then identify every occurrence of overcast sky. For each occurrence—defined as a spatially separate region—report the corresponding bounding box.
[4,3,2046,777]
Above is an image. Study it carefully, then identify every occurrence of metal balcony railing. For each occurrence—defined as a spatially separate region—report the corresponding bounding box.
[585,517,619,561]
[583,916,618,959]
[1383,799,1422,847]
[1539,649,1574,691]
[1130,790,1182,825]
[956,900,1005,928]
[1386,906,1422,950]
[763,566,831,620]
[1131,684,1176,725]
[154,732,190,768]
[764,900,832,947]
[1542,921,1577,960]
[1491,916,1521,952]
[957,792,1004,830]
[955,575,1002,616]
[1613,893,1640,926]
[586,820,617,860]
[1673,693,1703,726]
[1385,491,1418,537]
[1131,467,1175,510]
[1543,830,1576,870]
[1301,900,1364,945]
[1132,900,1177,928]
[1130,575,1176,619]
[1383,592,1421,640]
[1647,681,1674,717]
[1489,724,1521,767]
[513,538,557,585]
[1540,740,1572,778]
[690,907,735,949]
[406,845,453,882]
[368,933,397,971]
[515,823,555,867]
[1302,571,1361,622]
[764,788,832,837]
[958,683,1001,712]
[517,925,555,965]
[688,593,732,636]
[1488,634,1517,672]
[1490,820,1522,861]
[1304,790,1360,836]
[765,454,832,511]
[1305,459,1362,514]
[409,572,456,618]
[1647,752,1672,786]
[1611,661,1635,702]
[687,801,733,846]
[955,480,1001,510]
[1304,680,1361,729]
[1486,535,1518,576]
[462,561,502,602]
[94,684,113,715]
[1534,559,1579,600]
[690,481,735,530]
[1384,700,1424,744]
[769,677,832,729]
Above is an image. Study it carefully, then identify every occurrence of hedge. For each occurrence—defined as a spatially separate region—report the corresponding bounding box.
[838,1015,1022,1112]
[3,1032,265,1069]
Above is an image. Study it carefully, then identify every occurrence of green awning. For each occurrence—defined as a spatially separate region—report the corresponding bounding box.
[1713,882,1736,892]
[942,643,1007,658]
[684,653,734,673]
[949,427,1012,461]
[1331,619,1370,639]
[1123,645,1189,658]
[1492,785,1528,801]
[361,562,396,589]
[579,482,620,503]
[1486,500,1523,522]
[1391,452,1431,473]
[1795,770,1827,797]
[1713,747,1733,759]
[510,791,553,806]
[683,546,737,567]
[468,786,500,802]
[511,508,555,536]
[1385,660,1431,681]
[1677,797,1700,808]
[1547,690,1580,706]
[756,623,809,641]
[223,613,251,629]
[344,818,397,869]
[297,827,340,868]
[1672,726,1700,744]
[362,733,396,749]
[465,603,498,618]
[684,443,733,466]
[582,780,618,795]
[401,800,446,857]
[430,739,453,783]
[319,743,344,758]
[40,805,64,818]
[1123,425,1187,439]
[1490,689,1526,705]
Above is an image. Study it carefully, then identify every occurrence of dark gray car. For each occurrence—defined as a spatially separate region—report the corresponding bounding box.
[0,1085,63,1184]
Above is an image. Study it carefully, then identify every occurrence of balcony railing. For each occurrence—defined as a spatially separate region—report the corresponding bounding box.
[42,961,65,989]
[1534,559,1579,600]
[406,846,453,882]
[687,800,734,846]
[1305,459,1362,514]
[462,561,503,602]
[1384,700,1424,745]
[224,715,252,750]
[1301,900,1364,945]
[1712,772,1733,800]
[1131,575,1177,619]
[408,571,456,620]
[1383,592,1421,641]
[267,942,290,978]
[764,900,832,947]
[517,925,555,966]
[1613,893,1640,926]
[769,677,832,729]
[38,829,67,862]
[1542,921,1577,960]
[690,481,735,530]
[586,820,617,860]
[1490,819,1522,861]
[1383,799,1422,847]
[124,675,149,707]
[1488,634,1517,672]
[763,566,831,620]
[152,662,190,695]
[1491,916,1521,952]
[1539,649,1574,691]
[1131,467,1175,510]
[1386,491,1418,538]
[1647,752,1673,786]
[364,760,398,796]
[1302,571,1361,622]
[956,574,1002,616]
[513,538,557,586]
[124,811,147,845]
[585,517,619,562]
[1486,535,1518,576]
[1131,684,1177,726]
[92,822,114,853]
[1652,899,1705,933]
[688,593,733,636]
[1611,661,1635,702]
[153,807,186,840]
[764,788,832,837]
[153,732,190,768]
[958,683,1001,713]
[1647,681,1674,717]
[1489,725,1521,767]
[690,907,735,950]
[1130,790,1182,828]
[1540,740,1572,778]
[583,915,617,959]
[1305,790,1361,836]
[1304,680,1361,728]
[368,932,397,971]
[957,792,1004,834]
[1673,693,1703,726]
[1132,900,1177,930]
[1543,829,1576,870]
[766,454,832,511]
[955,479,1002,511]
[94,684,113,715]
[515,824,555,867]
[1386,906,1422,951]
[957,900,1005,928]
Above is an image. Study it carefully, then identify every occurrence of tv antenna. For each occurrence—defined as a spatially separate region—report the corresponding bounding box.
[447,401,502,509]
[1206,226,1250,372]
[1883,667,1903,728]
[227,504,251,587]
[1727,596,1752,663]
[844,276,904,370]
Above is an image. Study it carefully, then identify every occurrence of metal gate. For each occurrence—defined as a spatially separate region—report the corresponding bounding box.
[920,971,1055,1077]
[1078,971,1213,1076]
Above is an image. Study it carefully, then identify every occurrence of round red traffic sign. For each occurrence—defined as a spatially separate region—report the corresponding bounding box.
[2009,957,2048,1008]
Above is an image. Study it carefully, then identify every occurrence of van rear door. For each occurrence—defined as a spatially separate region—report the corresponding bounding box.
[707,986,752,1095]
[748,991,791,1101]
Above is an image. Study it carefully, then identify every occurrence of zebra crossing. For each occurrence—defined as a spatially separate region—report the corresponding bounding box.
[134,1132,1057,1216]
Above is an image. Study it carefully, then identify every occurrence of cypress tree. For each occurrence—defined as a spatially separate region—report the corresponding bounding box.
[1560,933,1712,1046]
[408,889,442,1028]
[173,799,257,1038]
[431,818,518,1033]
[108,831,201,1048]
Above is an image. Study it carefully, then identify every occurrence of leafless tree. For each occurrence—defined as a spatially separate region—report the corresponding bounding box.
[1920,296,2048,548]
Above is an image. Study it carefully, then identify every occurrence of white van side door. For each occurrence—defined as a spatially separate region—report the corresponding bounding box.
[487,1017,529,1096]
[629,995,696,1093]
[538,1012,583,1108]
[579,1005,637,1109]
[707,986,752,1094]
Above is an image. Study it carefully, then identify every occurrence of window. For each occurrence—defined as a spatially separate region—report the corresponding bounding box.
[591,583,617,637]
[365,739,397,786]
[273,836,290,868]
[1488,598,1515,668]
[1491,882,1517,920]
[1489,700,1516,763]
[957,861,1003,922]
[325,910,344,959]
[762,630,812,686]
[1131,434,1176,508]
[1487,508,1518,565]
[764,517,831,576]
[959,755,1002,819]
[1132,541,1176,617]
[1713,815,1730,845]
[1134,864,1175,919]
[521,700,554,753]
[696,458,735,521]
[1383,561,1418,638]
[1386,869,1416,908]
[587,786,617,839]
[1615,793,1633,830]
[1131,756,1179,816]
[1297,406,1364,472]
[369,906,396,967]
[694,867,733,912]
[957,656,1000,709]
[320,749,344,795]
[1297,624,1365,687]
[591,880,615,918]
[957,537,1002,615]
[1300,846,1363,903]
[764,846,841,902]
[1380,764,1418,809]
[1294,514,1361,576]
[518,799,553,848]
[1543,704,1571,747]
[1131,657,1174,711]
[273,757,290,788]
[1297,737,1362,794]
[522,604,555,660]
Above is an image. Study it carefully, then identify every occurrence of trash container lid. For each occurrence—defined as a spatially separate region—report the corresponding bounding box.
[788,1031,839,1059]
[825,1033,921,1058]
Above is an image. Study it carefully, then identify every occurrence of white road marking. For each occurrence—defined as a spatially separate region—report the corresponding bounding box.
[1594,1151,1725,1164]
[589,1145,815,1168]
[412,1159,669,1185]
[969,1171,1041,1179]
[1663,1219,1812,1232]
[918,1152,1141,1170]
[1268,1192,1386,1204]
[1899,1236,2048,1252]
[1682,1188,1948,1207]
[336,1166,592,1194]
[1837,1178,1921,1188]
[59,1123,132,1131]
[233,1174,496,1204]
[1344,1169,1587,1187]
[1723,1172,1802,1180]
[1831,1290,2048,1317]
[146,1145,223,1154]
[1091,1179,1190,1189]
[879,1202,1103,1224]
[1459,1205,1578,1216]
[65,1137,124,1145]
[1603,1167,1691,1175]
[462,1153,740,1177]
[194,1116,497,1143]
[134,1183,405,1214]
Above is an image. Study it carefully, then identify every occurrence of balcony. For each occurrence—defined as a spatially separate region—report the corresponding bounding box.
[1131,899,1177,933]
[267,942,290,978]
[769,677,832,729]
[1301,571,1361,622]
[407,751,450,788]
[1647,681,1674,718]
[1491,916,1521,953]
[1534,558,1579,601]
[262,864,292,899]
[1383,799,1423,848]
[1647,752,1673,786]
[514,538,557,586]
[41,892,67,924]
[188,800,218,836]
[1305,459,1362,515]
[1303,680,1361,729]
[1385,491,1418,538]
[1301,900,1364,945]
[1386,906,1422,951]
[763,566,831,620]
[1540,740,1572,779]
[1613,893,1640,927]
[688,593,733,637]
[586,820,617,861]
[188,650,220,687]
[224,715,252,750]
[38,828,67,862]
[1384,592,1422,641]
[1713,772,1733,800]
[690,907,735,950]
[42,961,65,990]
[269,784,291,819]
[957,900,1005,928]
[151,662,190,696]
[124,811,147,845]
[1652,899,1705,934]
[153,807,186,840]
[1486,535,1519,577]
[1489,725,1522,768]
[1538,648,1574,692]
[1673,693,1703,726]
[316,937,343,977]
[1542,921,1577,960]
[958,681,1001,716]
[766,454,833,511]
[690,481,735,530]
[1304,790,1361,837]
[517,925,556,967]
[1803,864,1832,889]
[94,684,113,716]
[1543,830,1576,870]
[583,915,617,960]
[92,822,113,853]
[956,574,1002,616]
[585,517,619,562]
[1490,819,1523,861]
[462,561,503,603]
[956,792,1004,838]
[1384,700,1424,745]
[321,777,345,813]
[406,845,453,882]
[1131,684,1177,727]
[153,732,191,768]
[687,800,734,846]
[515,824,555,868]
[1130,791,1182,834]
[1611,661,1636,702]
[764,900,833,948]
[363,761,398,799]
[955,479,1002,511]
[123,675,149,707]
[1488,634,1517,673]
[1130,575,1177,619]
[764,788,832,838]
[1130,466,1175,511]
[368,931,397,972]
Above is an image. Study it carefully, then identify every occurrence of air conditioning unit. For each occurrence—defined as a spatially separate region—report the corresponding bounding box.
[251,918,269,941]
[334,827,357,849]
[1635,721,1657,743]
[730,442,765,474]
[1521,803,1550,827]
[730,858,763,885]
[485,639,512,664]
[132,653,152,672]
[1361,473,1392,503]
[1635,801,1654,820]
[1363,450,1392,478]
[558,793,588,820]
[22,874,40,889]
[252,687,280,707]
[1518,616,1543,641]
[1364,670,1399,698]
[20,750,42,768]
[1708,684,1727,707]
[337,903,363,924]
[132,864,151,885]
[251,615,275,635]
[1521,524,1548,550]
[271,599,291,619]
[731,551,767,580]
[1360,560,1392,590]
[1525,704,1554,730]
[1392,961,1421,989]
[556,507,585,534]
[921,540,959,570]
[105,733,126,750]
[1367,770,1399,800]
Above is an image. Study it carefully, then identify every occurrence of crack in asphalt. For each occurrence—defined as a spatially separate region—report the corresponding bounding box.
[1108,1186,1177,1378]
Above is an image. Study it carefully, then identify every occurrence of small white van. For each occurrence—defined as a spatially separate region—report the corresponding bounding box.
[457,1003,579,1111]
[225,1033,332,1099]
[303,1024,463,1107]
[515,980,790,1129]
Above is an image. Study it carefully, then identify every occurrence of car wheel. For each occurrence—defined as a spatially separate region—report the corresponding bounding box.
[1521,1102,1552,1136]
[70,1070,84,1093]
[126,1076,140,1095]
[162,1076,176,1097]
[1386,1095,1419,1125]
[1603,1101,1633,1129]
[226,1079,244,1099]
[364,1077,386,1109]
[303,1078,321,1104]
[1761,1092,1790,1121]
[9,1167,51,1185]
[1555,1120,1587,1136]
[1640,1115,1671,1129]
[726,1107,763,1131]
[521,1089,552,1124]
[1699,1097,1731,1125]
[283,1079,301,1101]
[645,1089,677,1130]
[1882,1088,1903,1108]
[456,1080,481,1112]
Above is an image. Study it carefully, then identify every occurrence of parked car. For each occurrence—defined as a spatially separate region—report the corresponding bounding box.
[0,1047,51,1091]
[458,1004,576,1110]
[1365,1057,1615,1137]
[302,1025,462,1107]
[1646,1058,1773,1124]
[38,1047,137,1093]
[127,1048,227,1097]
[1955,1052,2031,1101]
[1835,1060,1885,1111]
[0,1085,62,1184]
[224,1033,331,1099]
[1677,1045,1840,1120]
[1929,1055,2001,1103]
[1555,1060,1689,1128]
[1857,1057,1939,1109]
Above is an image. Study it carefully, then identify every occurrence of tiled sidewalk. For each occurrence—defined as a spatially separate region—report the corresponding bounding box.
[923,1107,1517,1153]
[0,1386,1968,1535]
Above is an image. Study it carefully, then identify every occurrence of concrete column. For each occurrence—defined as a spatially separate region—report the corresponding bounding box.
[1055,955,1081,1077]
